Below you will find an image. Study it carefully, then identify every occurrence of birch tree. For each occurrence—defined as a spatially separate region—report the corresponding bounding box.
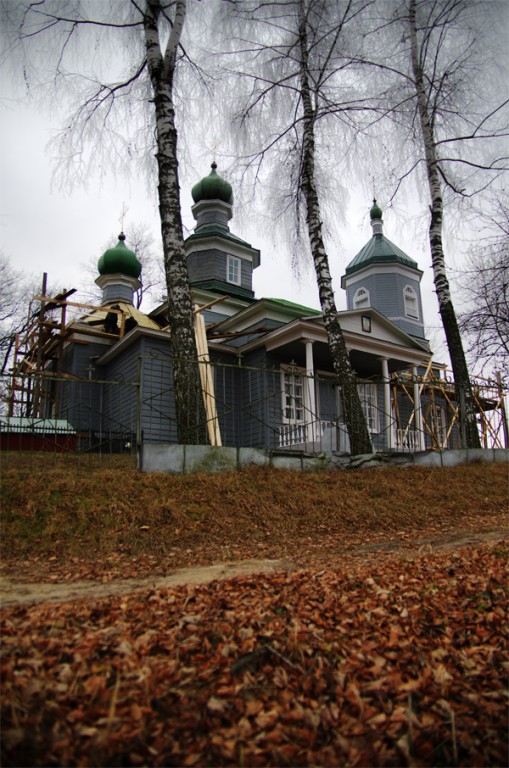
[220,0,374,455]
[362,0,508,447]
[1,0,207,443]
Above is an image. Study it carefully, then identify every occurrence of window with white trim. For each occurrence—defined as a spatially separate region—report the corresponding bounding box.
[358,382,379,433]
[353,286,370,309]
[403,285,419,318]
[227,254,241,286]
[281,367,305,423]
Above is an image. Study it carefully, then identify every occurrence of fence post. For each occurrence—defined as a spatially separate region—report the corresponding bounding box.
[458,384,467,449]
[136,357,143,461]
[497,372,509,449]
[380,358,392,451]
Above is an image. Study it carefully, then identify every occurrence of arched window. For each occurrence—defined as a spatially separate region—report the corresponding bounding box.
[353,286,370,309]
[404,285,419,319]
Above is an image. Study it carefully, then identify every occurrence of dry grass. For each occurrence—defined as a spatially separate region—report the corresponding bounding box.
[1,453,507,572]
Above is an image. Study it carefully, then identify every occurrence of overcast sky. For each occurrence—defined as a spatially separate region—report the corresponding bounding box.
[0,55,452,362]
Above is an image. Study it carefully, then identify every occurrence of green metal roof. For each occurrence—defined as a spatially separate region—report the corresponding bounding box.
[267,298,321,315]
[98,234,141,279]
[186,226,253,249]
[190,280,255,301]
[192,163,233,204]
[345,233,418,276]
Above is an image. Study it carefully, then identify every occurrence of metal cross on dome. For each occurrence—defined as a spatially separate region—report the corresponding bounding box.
[119,202,129,232]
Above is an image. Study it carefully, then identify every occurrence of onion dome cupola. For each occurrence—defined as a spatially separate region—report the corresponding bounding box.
[341,201,427,341]
[191,162,233,206]
[185,162,260,303]
[95,232,141,306]
[190,162,234,235]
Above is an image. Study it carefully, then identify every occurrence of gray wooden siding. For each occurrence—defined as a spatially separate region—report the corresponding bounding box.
[101,344,139,437]
[241,349,272,448]
[346,273,425,339]
[211,352,238,446]
[138,340,177,444]
[187,249,253,293]
[58,342,107,433]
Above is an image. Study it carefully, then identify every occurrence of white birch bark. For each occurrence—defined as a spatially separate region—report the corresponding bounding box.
[144,0,207,444]
[297,0,372,455]
[408,0,481,449]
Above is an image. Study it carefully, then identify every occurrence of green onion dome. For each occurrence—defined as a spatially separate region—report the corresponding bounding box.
[191,162,233,204]
[370,199,383,220]
[97,233,141,279]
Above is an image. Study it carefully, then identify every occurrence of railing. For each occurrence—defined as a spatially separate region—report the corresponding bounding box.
[277,420,352,453]
[278,422,307,448]
[395,428,420,453]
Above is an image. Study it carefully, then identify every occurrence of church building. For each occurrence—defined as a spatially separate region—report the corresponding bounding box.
[6,163,460,457]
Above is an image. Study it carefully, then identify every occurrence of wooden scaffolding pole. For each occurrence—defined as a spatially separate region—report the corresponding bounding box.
[194,308,222,446]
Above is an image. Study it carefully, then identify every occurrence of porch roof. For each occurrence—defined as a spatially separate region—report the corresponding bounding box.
[236,308,432,376]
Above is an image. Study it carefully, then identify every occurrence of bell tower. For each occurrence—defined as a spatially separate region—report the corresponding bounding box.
[185,163,260,301]
[341,201,427,342]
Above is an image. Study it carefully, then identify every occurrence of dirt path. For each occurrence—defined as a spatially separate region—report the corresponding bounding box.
[0,558,296,607]
[1,528,506,608]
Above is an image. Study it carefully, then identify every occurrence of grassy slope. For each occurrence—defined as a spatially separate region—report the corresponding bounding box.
[1,455,507,578]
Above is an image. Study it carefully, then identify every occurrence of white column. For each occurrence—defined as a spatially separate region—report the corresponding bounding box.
[305,340,317,444]
[412,366,425,451]
[380,357,392,450]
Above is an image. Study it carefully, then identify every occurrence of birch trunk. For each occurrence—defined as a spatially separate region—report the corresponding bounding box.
[144,0,207,444]
[408,0,480,449]
[297,1,372,456]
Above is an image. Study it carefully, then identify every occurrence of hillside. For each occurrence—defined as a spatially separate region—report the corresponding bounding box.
[1,456,507,582]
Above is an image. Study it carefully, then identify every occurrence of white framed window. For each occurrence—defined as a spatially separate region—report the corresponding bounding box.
[353,286,370,309]
[281,367,305,423]
[358,382,379,433]
[404,285,419,319]
[227,254,241,286]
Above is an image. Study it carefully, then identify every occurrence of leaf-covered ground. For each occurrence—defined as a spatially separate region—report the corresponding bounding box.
[1,542,508,767]
[1,458,508,765]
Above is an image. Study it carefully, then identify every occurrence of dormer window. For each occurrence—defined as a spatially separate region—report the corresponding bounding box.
[227,254,241,286]
[353,286,370,309]
[404,285,419,319]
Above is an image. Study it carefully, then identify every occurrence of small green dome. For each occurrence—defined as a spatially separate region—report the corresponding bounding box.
[370,199,383,220]
[191,162,233,204]
[98,233,141,279]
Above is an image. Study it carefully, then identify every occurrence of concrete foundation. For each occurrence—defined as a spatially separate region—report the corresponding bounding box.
[139,444,508,474]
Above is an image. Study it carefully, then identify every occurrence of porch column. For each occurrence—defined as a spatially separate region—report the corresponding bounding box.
[304,339,317,443]
[412,366,425,451]
[380,357,392,450]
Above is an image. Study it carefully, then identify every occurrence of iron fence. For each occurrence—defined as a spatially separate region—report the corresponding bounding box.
[1,359,507,467]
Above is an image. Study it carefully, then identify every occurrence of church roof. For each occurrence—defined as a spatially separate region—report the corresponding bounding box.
[97,233,141,279]
[191,163,233,204]
[80,302,160,331]
[345,233,419,276]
